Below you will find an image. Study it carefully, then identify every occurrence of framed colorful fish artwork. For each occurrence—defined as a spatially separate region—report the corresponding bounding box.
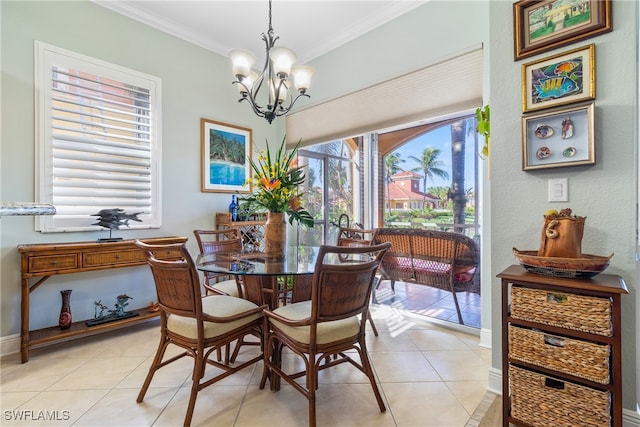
[513,0,611,60]
[522,44,595,113]
[521,102,595,171]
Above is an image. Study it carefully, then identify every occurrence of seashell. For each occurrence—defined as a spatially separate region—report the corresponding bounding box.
[562,117,574,139]
[534,124,554,139]
[563,147,576,157]
[536,146,551,160]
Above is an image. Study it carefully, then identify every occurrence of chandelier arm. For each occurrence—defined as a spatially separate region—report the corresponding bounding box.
[275,93,310,118]
[239,95,267,119]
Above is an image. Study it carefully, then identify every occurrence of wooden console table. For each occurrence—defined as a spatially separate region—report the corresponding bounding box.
[18,236,187,363]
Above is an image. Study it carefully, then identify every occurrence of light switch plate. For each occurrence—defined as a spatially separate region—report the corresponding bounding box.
[548,178,568,202]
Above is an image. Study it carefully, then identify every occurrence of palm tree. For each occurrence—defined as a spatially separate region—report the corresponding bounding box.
[429,186,451,209]
[384,152,405,215]
[450,120,469,232]
[409,147,449,210]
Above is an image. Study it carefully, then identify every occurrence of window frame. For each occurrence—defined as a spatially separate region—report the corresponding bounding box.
[34,41,162,232]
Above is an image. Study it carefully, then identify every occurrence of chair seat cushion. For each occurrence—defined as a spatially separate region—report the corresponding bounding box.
[209,278,242,297]
[270,301,360,345]
[167,295,261,340]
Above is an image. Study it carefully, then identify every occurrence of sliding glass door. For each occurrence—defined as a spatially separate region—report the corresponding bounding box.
[297,139,361,246]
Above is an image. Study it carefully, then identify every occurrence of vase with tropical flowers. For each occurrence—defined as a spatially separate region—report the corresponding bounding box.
[240,136,313,259]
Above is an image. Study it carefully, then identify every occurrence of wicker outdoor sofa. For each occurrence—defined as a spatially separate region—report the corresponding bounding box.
[371,228,480,325]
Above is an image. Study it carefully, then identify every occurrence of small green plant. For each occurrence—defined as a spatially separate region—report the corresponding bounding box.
[475,104,490,159]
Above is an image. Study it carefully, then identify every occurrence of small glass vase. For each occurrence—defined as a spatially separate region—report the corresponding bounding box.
[264,212,286,260]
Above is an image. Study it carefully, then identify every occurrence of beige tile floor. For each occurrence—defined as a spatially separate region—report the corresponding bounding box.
[374,281,481,329]
[0,304,490,427]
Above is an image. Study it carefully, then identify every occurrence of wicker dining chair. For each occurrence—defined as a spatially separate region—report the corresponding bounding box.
[135,240,265,427]
[336,226,376,248]
[193,229,244,298]
[194,229,263,362]
[260,242,391,427]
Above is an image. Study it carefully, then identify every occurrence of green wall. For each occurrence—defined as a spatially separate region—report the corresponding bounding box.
[488,0,638,411]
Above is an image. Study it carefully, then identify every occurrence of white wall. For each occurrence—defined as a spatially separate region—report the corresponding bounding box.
[0,1,279,331]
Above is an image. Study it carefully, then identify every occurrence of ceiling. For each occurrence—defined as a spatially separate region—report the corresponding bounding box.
[93,1,426,65]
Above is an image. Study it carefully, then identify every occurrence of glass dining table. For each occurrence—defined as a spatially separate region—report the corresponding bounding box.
[195,245,319,309]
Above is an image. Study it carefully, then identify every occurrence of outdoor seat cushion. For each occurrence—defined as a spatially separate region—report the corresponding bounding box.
[382,256,476,283]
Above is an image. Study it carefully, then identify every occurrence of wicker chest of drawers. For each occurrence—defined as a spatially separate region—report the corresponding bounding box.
[498,265,628,427]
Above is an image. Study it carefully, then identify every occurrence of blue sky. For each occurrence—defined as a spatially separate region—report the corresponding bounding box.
[391,124,479,192]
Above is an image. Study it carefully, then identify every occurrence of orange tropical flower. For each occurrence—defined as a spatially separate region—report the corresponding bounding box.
[261,176,281,191]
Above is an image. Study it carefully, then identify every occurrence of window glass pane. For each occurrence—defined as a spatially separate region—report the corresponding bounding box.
[298,139,360,245]
[299,157,323,221]
[381,116,478,238]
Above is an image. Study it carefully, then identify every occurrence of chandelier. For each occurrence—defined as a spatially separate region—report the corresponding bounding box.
[229,0,314,124]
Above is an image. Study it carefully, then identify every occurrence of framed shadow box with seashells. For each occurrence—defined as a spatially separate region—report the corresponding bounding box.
[522,102,594,171]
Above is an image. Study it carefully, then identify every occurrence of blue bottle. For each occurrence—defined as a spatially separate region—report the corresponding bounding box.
[229,195,238,221]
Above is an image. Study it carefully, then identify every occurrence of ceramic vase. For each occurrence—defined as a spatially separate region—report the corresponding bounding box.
[264,212,286,260]
[59,289,72,330]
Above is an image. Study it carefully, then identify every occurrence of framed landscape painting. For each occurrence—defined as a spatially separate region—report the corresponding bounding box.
[201,118,252,193]
[513,0,611,60]
[522,44,595,113]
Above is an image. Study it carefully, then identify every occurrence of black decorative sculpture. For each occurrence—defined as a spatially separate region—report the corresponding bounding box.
[91,208,142,242]
[86,294,138,327]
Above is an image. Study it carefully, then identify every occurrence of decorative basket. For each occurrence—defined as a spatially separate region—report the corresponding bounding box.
[508,325,610,384]
[510,286,612,336]
[509,365,611,427]
[513,248,612,278]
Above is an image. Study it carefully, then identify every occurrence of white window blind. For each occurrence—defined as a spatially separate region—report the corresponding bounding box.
[286,46,483,147]
[35,42,162,232]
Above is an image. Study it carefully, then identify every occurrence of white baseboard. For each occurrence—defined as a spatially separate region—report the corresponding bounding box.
[487,366,502,395]
[487,368,640,427]
[624,410,640,427]
[0,333,20,358]
[479,327,491,349]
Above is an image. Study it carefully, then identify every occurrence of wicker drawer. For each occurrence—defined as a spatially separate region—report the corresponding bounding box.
[508,325,610,384]
[509,365,611,427]
[150,248,183,260]
[28,254,78,273]
[83,249,146,267]
[510,286,612,336]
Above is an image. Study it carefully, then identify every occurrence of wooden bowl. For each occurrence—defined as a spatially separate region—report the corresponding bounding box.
[512,248,613,279]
